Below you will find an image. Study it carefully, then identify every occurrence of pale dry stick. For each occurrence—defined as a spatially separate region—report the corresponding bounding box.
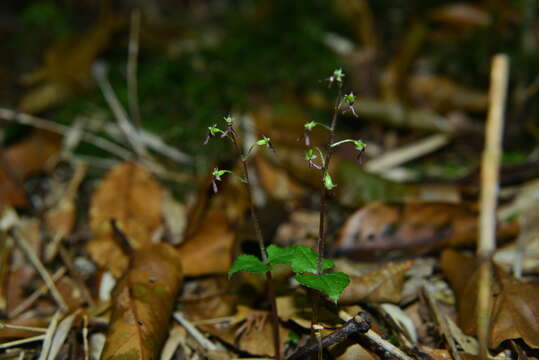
[364,133,450,173]
[0,322,47,333]
[477,54,510,360]
[83,315,90,360]
[339,311,413,360]
[9,229,67,312]
[423,285,461,360]
[93,120,190,163]
[92,62,148,158]
[0,335,46,350]
[0,108,132,160]
[127,9,142,129]
[17,351,25,360]
[173,311,218,352]
[8,267,66,319]
[38,312,61,360]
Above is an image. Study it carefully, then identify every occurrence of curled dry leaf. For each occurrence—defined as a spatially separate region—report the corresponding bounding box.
[100,243,183,360]
[177,211,234,276]
[87,162,162,277]
[336,202,518,260]
[202,306,288,358]
[0,131,61,207]
[441,250,539,348]
[339,260,414,304]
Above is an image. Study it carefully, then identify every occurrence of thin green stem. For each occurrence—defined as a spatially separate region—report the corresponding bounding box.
[228,132,281,359]
[312,86,342,331]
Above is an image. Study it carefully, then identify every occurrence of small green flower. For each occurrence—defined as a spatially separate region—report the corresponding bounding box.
[333,69,345,83]
[256,135,276,153]
[224,115,234,124]
[304,121,317,131]
[343,92,356,104]
[323,172,336,190]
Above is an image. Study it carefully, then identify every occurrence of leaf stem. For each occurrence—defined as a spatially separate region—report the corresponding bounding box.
[228,129,281,360]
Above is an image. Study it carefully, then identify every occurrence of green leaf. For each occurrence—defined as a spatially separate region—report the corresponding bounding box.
[267,245,334,273]
[267,245,296,265]
[295,272,350,303]
[228,255,271,278]
[290,245,334,274]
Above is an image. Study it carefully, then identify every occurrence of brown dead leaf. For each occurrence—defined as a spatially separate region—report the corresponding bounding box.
[441,250,539,348]
[203,306,288,358]
[428,3,491,28]
[100,243,183,360]
[336,202,518,260]
[339,261,414,304]
[87,162,163,277]
[409,75,488,113]
[182,277,236,322]
[255,155,306,201]
[0,131,61,207]
[19,15,124,113]
[177,211,235,276]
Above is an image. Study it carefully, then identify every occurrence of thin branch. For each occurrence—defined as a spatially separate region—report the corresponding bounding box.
[0,322,48,333]
[173,311,217,351]
[286,313,371,360]
[0,108,132,160]
[339,310,413,360]
[423,284,461,360]
[8,267,66,319]
[92,62,148,158]
[0,335,46,350]
[9,228,67,312]
[477,54,509,360]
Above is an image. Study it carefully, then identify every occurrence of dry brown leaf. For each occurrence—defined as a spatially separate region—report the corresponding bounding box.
[182,277,236,322]
[87,162,162,277]
[0,131,61,207]
[428,3,491,28]
[177,211,234,276]
[202,306,288,358]
[441,250,539,348]
[100,243,183,360]
[409,75,488,113]
[336,202,518,260]
[19,15,124,113]
[339,261,414,304]
[255,155,306,201]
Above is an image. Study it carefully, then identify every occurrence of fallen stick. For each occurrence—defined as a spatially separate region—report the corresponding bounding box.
[477,54,509,360]
[9,228,67,312]
[286,312,370,360]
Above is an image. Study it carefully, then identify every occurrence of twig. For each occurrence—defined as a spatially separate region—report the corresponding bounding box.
[38,311,61,360]
[127,9,142,129]
[83,315,89,360]
[9,228,67,312]
[339,311,414,360]
[8,267,66,319]
[477,54,509,360]
[172,311,217,352]
[0,322,48,333]
[0,335,47,350]
[364,134,450,173]
[93,62,148,158]
[423,284,461,360]
[0,108,132,160]
[286,313,371,360]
